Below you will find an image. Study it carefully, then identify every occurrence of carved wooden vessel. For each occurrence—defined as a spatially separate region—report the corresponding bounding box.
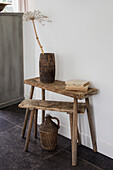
[39,53,55,83]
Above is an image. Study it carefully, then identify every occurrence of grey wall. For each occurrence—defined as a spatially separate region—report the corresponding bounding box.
[0,13,24,108]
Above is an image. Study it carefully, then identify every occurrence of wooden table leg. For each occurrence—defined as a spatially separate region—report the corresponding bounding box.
[42,89,45,123]
[72,99,78,166]
[25,110,34,151]
[85,98,97,152]
[34,109,38,138]
[69,113,81,146]
[21,86,34,138]
[77,128,81,146]
[69,113,73,141]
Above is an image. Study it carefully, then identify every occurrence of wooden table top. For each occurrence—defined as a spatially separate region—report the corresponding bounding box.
[24,77,98,100]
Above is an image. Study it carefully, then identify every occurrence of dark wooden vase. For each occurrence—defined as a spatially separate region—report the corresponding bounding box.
[39,53,55,83]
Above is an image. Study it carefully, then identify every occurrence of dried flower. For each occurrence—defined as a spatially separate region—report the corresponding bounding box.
[23,10,52,54]
[23,10,52,25]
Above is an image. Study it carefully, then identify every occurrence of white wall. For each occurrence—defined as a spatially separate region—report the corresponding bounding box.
[24,0,113,158]
[22,0,37,98]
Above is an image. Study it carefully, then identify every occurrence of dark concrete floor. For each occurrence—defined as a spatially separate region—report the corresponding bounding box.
[0,104,113,170]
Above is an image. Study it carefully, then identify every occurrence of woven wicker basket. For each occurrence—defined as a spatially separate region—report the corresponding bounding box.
[39,115,60,151]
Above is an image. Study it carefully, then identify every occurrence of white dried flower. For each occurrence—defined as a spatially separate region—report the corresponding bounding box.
[23,10,52,25]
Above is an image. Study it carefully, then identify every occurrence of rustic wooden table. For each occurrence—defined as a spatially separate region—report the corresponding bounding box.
[24,77,98,166]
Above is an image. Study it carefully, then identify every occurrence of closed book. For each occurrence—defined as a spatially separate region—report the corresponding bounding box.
[65,79,89,87]
[65,85,89,92]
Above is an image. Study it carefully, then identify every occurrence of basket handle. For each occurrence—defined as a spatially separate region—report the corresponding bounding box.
[51,116,60,128]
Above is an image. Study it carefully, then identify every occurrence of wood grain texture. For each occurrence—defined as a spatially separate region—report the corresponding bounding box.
[40,53,55,83]
[69,113,81,146]
[24,110,34,151]
[19,99,86,113]
[77,128,81,146]
[85,98,97,152]
[69,113,73,141]
[42,89,45,123]
[34,109,38,138]
[21,86,34,138]
[24,77,98,99]
[72,99,78,166]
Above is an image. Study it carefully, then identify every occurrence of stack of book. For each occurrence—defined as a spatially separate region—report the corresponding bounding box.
[65,80,89,91]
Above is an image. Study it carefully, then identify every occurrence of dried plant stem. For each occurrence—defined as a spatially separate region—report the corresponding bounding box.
[32,19,44,55]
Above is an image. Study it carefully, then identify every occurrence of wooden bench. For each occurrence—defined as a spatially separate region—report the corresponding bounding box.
[23,78,98,166]
[19,99,86,151]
